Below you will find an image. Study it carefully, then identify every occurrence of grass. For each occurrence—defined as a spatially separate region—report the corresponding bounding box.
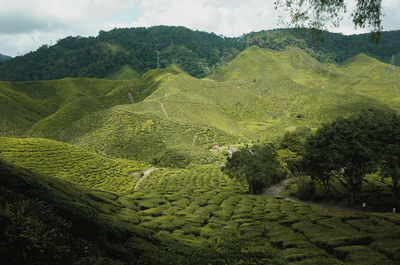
[106,64,140,80]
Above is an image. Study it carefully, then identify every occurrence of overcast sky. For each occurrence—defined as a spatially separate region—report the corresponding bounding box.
[1,0,399,57]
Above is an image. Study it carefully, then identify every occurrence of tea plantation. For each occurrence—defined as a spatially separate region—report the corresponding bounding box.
[1,44,400,264]
[123,166,400,264]
[0,137,149,192]
[1,137,400,264]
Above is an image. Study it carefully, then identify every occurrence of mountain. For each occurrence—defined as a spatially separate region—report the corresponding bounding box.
[2,30,400,264]
[7,46,392,168]
[0,53,11,62]
[0,26,399,82]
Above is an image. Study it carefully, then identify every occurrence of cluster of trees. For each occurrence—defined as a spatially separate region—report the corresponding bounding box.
[223,109,400,208]
[248,29,400,64]
[0,26,399,82]
[0,26,242,81]
[303,109,400,206]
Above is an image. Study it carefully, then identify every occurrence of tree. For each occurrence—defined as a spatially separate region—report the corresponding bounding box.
[378,112,400,208]
[275,0,383,41]
[222,144,288,194]
[303,109,385,203]
[278,131,305,175]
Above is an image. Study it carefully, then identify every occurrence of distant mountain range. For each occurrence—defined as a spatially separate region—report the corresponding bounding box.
[0,53,11,62]
[0,26,399,81]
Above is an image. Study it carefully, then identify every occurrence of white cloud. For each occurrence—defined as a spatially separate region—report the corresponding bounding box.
[1,0,399,57]
[106,0,280,37]
[0,0,138,56]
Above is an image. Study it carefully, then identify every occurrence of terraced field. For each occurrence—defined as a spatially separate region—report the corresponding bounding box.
[2,136,399,263]
[120,166,400,264]
[0,137,149,192]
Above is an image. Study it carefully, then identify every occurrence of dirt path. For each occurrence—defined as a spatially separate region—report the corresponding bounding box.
[134,169,156,191]
[192,126,208,145]
[262,177,370,212]
[159,102,170,120]
[262,177,294,196]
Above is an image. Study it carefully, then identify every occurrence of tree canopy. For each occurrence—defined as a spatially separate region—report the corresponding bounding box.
[222,144,288,194]
[0,26,399,82]
[302,109,400,203]
[275,0,383,41]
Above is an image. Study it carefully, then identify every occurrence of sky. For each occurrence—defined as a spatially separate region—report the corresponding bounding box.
[1,0,399,57]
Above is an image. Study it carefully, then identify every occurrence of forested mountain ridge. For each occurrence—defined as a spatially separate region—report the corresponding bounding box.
[0,53,11,62]
[0,26,399,82]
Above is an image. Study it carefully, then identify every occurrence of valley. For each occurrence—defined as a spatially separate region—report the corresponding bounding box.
[1,27,400,264]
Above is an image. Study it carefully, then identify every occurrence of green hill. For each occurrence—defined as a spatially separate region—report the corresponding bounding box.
[2,27,400,265]
[0,77,123,136]
[26,67,180,138]
[0,137,149,192]
[11,46,397,168]
[0,67,180,137]
[106,64,140,80]
[0,27,399,82]
[128,47,399,142]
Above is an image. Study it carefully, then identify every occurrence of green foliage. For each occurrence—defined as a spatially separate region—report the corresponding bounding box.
[303,109,394,203]
[0,26,242,81]
[1,26,399,82]
[378,111,400,207]
[274,1,383,41]
[278,131,305,175]
[0,159,163,265]
[222,144,288,194]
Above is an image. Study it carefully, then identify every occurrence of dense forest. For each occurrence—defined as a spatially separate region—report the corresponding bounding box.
[0,26,399,81]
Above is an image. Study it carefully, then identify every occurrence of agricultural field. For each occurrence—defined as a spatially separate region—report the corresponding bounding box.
[117,166,400,264]
[1,44,400,264]
[2,146,399,264]
[0,137,149,192]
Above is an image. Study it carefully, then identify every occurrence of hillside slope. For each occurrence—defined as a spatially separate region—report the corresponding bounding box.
[0,78,123,136]
[15,47,398,168]
[2,47,399,168]
[128,46,400,141]
[0,53,11,62]
[0,137,149,192]
[1,159,238,265]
